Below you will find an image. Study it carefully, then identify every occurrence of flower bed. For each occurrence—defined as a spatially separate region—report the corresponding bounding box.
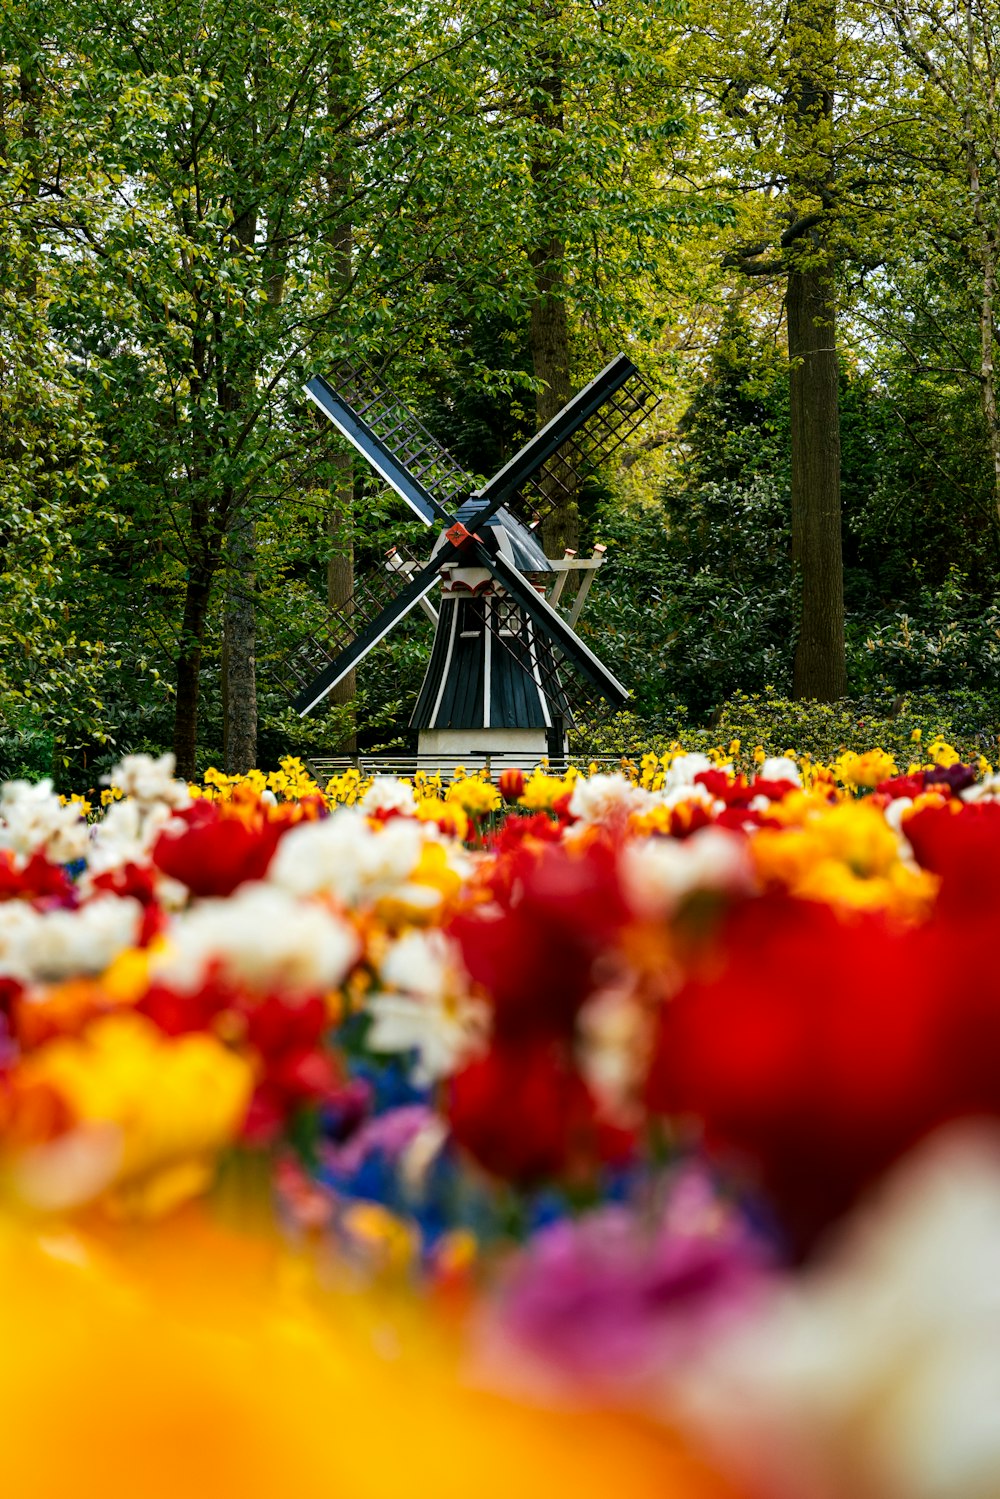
[4,744,1000,1497]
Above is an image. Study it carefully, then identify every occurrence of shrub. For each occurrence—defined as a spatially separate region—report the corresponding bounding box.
[580,687,1000,770]
[0,701,56,783]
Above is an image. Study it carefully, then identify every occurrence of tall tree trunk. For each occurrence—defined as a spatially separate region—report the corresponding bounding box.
[529,5,577,557]
[224,506,257,773]
[173,563,215,779]
[787,0,845,701]
[531,238,577,556]
[221,201,262,771]
[789,266,844,698]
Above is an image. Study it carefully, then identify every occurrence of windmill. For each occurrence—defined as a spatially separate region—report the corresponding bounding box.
[284,354,657,760]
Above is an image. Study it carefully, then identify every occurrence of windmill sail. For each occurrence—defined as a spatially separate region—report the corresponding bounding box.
[288,553,443,716]
[478,545,629,707]
[279,550,435,711]
[471,354,657,531]
[305,362,474,526]
[511,367,657,530]
[291,350,657,738]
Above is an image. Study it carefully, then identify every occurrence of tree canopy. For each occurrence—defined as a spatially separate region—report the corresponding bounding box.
[3,0,1000,781]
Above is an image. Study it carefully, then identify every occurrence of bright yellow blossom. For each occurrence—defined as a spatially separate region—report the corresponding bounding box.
[445,777,501,818]
[928,738,959,768]
[518,769,573,812]
[834,749,897,790]
[59,794,93,817]
[751,799,937,919]
[11,1014,253,1217]
[415,798,469,841]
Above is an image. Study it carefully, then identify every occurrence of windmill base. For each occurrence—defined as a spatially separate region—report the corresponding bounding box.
[417,727,565,765]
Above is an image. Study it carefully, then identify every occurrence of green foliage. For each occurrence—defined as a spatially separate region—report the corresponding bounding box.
[589,474,794,720]
[0,701,55,783]
[4,0,1000,774]
[584,687,1000,770]
[852,568,1000,697]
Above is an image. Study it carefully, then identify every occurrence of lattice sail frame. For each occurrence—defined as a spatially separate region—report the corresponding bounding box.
[324,359,475,511]
[509,365,657,530]
[486,592,606,729]
[288,353,657,719]
[278,544,432,704]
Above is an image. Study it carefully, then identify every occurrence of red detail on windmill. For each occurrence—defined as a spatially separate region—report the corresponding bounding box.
[445,522,478,549]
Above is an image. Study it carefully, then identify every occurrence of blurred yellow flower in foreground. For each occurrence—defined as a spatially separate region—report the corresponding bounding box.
[0,1209,740,1499]
[8,1015,253,1216]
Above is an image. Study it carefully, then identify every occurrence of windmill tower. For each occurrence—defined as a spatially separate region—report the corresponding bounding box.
[284,355,657,760]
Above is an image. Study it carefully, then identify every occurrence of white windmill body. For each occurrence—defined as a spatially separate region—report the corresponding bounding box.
[410,504,562,760]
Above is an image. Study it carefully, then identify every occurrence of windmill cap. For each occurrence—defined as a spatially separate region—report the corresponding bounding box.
[451,499,550,573]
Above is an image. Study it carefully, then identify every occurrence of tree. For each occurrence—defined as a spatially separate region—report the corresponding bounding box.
[785,0,845,699]
[687,0,846,698]
[864,1,1000,527]
[25,0,542,774]
[444,0,693,554]
[1,7,116,770]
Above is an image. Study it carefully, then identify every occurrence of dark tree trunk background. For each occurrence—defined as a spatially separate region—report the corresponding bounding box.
[173,563,215,778]
[224,507,257,773]
[529,7,578,559]
[789,265,844,699]
[220,191,262,771]
[787,0,845,701]
[531,238,577,557]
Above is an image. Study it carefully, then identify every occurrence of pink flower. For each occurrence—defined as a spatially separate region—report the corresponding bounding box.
[490,1170,771,1397]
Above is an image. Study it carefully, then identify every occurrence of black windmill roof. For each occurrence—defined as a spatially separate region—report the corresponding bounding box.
[437,500,550,573]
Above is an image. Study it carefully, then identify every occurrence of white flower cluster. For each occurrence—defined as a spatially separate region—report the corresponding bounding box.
[663,753,723,790]
[103,752,191,811]
[268,809,466,913]
[0,895,143,983]
[567,760,800,837]
[152,882,359,998]
[759,756,803,786]
[85,797,178,880]
[359,776,418,816]
[366,928,488,1085]
[0,779,89,865]
[961,773,1000,804]
[677,1125,1000,1499]
[568,773,651,826]
[620,826,755,920]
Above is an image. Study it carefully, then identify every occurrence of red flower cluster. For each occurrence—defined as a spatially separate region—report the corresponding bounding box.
[693,770,804,832]
[487,810,564,858]
[449,1040,633,1186]
[647,803,1000,1254]
[139,968,343,1143]
[91,862,165,946]
[452,838,628,1042]
[0,851,75,907]
[497,767,526,802]
[152,800,292,897]
[446,838,635,1186]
